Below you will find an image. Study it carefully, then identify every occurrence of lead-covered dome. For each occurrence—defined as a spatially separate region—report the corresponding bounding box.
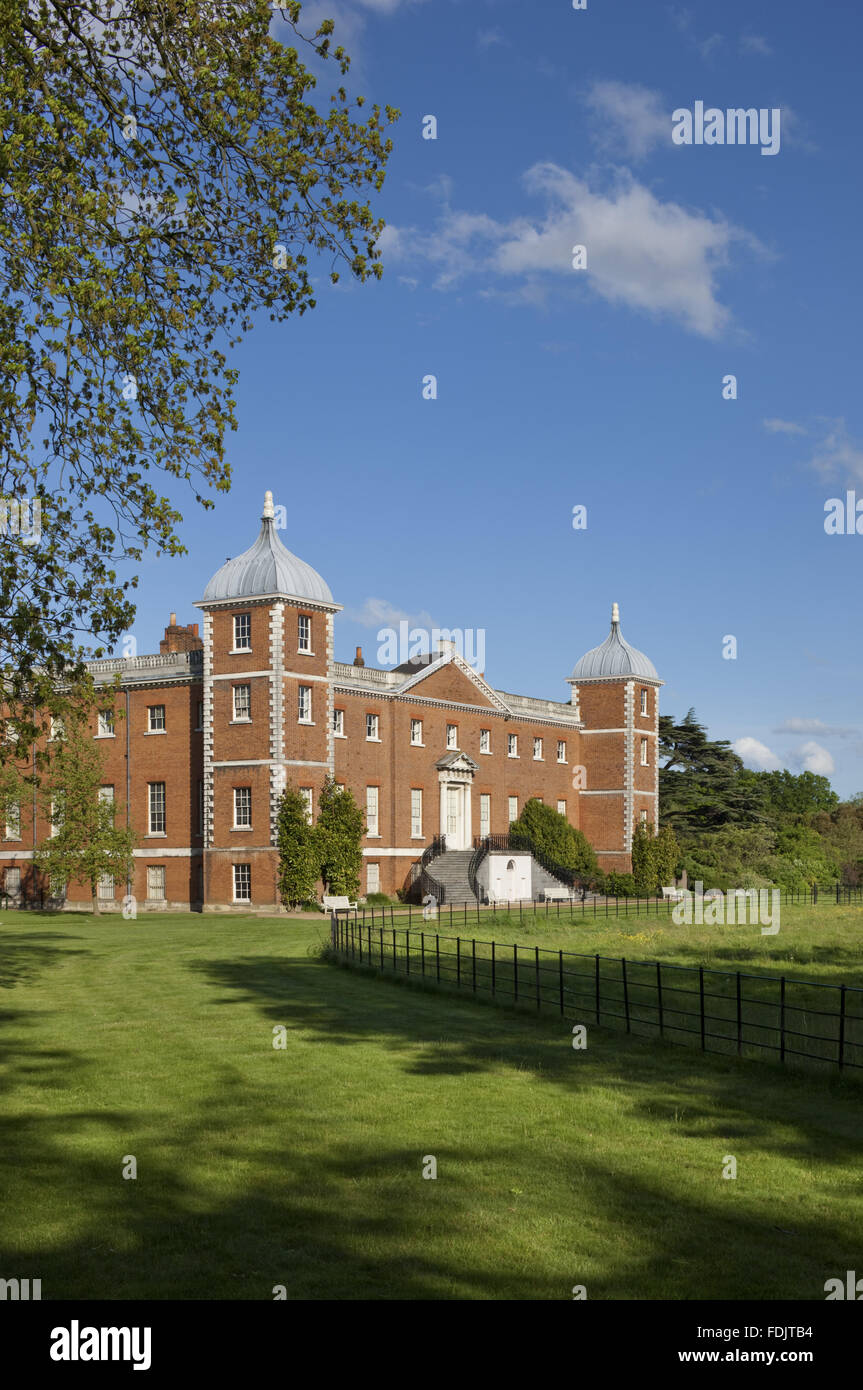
[202,492,334,604]
[571,603,659,680]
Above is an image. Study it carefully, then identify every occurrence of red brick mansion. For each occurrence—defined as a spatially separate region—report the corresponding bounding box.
[1,493,663,910]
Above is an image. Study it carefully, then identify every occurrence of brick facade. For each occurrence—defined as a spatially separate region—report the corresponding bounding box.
[0,503,663,910]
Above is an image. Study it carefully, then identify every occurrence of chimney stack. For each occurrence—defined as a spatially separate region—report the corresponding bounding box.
[160,614,204,655]
[354,645,365,667]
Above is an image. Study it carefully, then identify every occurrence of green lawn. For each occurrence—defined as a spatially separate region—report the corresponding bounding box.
[1,908,862,1300]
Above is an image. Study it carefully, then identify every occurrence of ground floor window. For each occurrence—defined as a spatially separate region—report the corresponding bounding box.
[480,793,491,838]
[233,863,251,901]
[557,800,566,817]
[508,796,518,823]
[4,866,21,897]
[97,875,115,900]
[366,862,380,894]
[147,865,166,901]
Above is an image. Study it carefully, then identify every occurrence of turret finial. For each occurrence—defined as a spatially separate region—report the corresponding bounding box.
[611,602,620,626]
[262,490,275,521]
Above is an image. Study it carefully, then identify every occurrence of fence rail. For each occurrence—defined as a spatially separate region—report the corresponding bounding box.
[329,917,863,1076]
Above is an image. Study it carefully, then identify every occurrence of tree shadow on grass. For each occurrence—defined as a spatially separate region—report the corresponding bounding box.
[2,945,861,1300]
[0,932,91,990]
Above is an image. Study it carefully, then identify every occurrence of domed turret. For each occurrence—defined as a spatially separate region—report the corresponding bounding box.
[201,491,334,605]
[570,603,659,681]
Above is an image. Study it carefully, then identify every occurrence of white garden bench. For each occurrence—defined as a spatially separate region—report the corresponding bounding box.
[661,887,686,902]
[321,895,357,914]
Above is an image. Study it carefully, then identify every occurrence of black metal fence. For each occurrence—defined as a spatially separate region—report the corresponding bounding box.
[329,916,863,1076]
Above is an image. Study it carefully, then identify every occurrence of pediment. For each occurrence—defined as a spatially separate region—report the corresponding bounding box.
[435,750,479,773]
[397,653,511,713]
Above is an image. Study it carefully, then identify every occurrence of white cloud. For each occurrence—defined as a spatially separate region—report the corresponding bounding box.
[733,737,782,771]
[806,418,863,486]
[773,718,858,739]
[790,741,835,776]
[342,597,437,631]
[763,417,807,435]
[383,163,759,338]
[740,33,773,56]
[583,81,670,161]
[477,27,510,50]
[698,33,724,59]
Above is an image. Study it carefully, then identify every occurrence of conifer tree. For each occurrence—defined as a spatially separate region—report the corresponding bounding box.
[275,783,319,909]
[316,776,364,899]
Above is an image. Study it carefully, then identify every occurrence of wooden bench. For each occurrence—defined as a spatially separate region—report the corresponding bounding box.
[321,895,357,914]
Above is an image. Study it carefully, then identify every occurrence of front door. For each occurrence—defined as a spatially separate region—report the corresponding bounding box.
[446,785,463,848]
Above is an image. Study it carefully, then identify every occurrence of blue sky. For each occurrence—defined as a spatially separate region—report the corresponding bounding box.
[127,0,863,796]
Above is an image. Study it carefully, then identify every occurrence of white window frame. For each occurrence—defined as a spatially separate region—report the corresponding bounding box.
[148,781,166,835]
[4,866,22,897]
[366,785,379,836]
[508,796,518,823]
[233,863,251,902]
[507,733,518,758]
[298,685,313,724]
[233,612,251,651]
[410,718,423,746]
[533,737,543,761]
[297,614,312,653]
[147,704,166,733]
[300,787,313,824]
[557,740,566,764]
[97,874,115,901]
[333,709,345,737]
[641,689,649,716]
[232,684,251,721]
[233,786,252,829]
[557,800,567,817]
[480,793,491,838]
[96,709,115,738]
[366,862,380,895]
[640,809,649,826]
[146,865,166,902]
[641,738,649,767]
[446,724,458,750]
[410,788,423,838]
[479,729,491,754]
[366,713,380,742]
[4,801,21,840]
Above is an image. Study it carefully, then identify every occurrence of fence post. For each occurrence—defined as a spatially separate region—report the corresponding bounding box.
[780,976,786,1063]
[436,934,440,982]
[359,921,363,965]
[559,949,564,1015]
[595,954,600,1024]
[699,966,706,1051]
[380,926,384,971]
[535,946,541,1010]
[839,984,847,1070]
[491,940,496,996]
[513,944,519,1003]
[656,961,663,1037]
[736,971,742,1055]
[456,936,461,988]
[472,938,477,994]
[406,929,410,977]
[450,903,453,931]
[622,958,630,1033]
[421,932,426,978]
[836,881,841,905]
[392,928,397,971]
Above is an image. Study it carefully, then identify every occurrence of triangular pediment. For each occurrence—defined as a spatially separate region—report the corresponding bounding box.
[435,750,480,773]
[396,653,512,714]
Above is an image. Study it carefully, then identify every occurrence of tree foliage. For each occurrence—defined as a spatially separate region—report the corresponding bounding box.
[659,709,764,833]
[0,0,397,749]
[33,710,136,910]
[275,781,318,908]
[316,775,363,898]
[510,798,598,881]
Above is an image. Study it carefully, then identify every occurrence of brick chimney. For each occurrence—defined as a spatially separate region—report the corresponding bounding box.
[160,613,203,654]
[353,645,365,667]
